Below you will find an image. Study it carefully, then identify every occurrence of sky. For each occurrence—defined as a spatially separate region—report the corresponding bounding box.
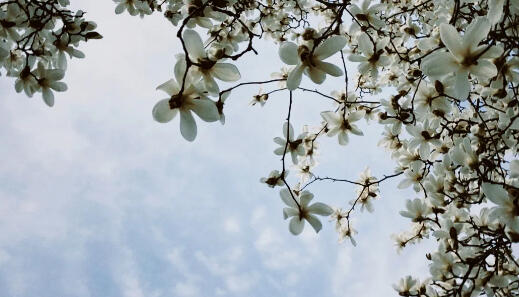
[0,2,433,297]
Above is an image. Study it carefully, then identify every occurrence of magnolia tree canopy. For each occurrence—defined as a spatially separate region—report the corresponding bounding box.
[1,0,519,296]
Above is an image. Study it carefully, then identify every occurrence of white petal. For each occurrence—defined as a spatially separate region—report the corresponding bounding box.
[115,3,126,14]
[307,202,333,216]
[152,98,177,123]
[349,125,364,136]
[480,46,503,59]
[49,81,67,92]
[348,54,367,62]
[440,23,464,58]
[47,69,64,81]
[314,35,347,60]
[421,52,458,78]
[183,29,206,60]
[283,207,298,219]
[315,60,343,76]
[469,59,497,81]
[212,63,241,82]
[357,33,373,55]
[397,179,413,189]
[273,147,285,155]
[174,58,187,85]
[290,152,298,164]
[15,80,23,93]
[481,183,508,205]
[156,79,179,96]
[306,66,326,84]
[283,122,294,140]
[321,111,340,125]
[273,137,286,146]
[68,48,85,59]
[179,110,197,141]
[287,64,304,90]
[348,110,365,122]
[42,88,54,107]
[280,189,298,208]
[463,18,490,51]
[338,132,349,145]
[279,42,298,65]
[305,214,322,233]
[203,74,220,95]
[289,217,305,235]
[299,191,314,207]
[191,99,219,122]
[58,51,67,70]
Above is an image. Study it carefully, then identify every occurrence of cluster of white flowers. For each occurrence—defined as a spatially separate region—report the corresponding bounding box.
[0,0,101,106]
[5,0,519,295]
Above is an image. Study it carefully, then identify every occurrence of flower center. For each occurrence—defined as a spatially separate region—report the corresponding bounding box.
[298,45,314,66]
[460,54,478,67]
[169,94,184,109]
[198,58,216,70]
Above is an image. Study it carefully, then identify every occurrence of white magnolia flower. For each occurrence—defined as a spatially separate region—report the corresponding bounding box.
[270,66,290,88]
[321,110,365,145]
[279,35,346,90]
[177,29,240,95]
[260,170,286,188]
[400,198,431,222]
[348,32,390,78]
[337,223,357,246]
[421,18,502,100]
[152,72,219,141]
[393,276,420,296]
[52,34,86,70]
[273,122,306,164]
[449,138,478,174]
[249,88,268,106]
[481,183,519,233]
[406,119,442,159]
[114,0,151,16]
[356,167,379,212]
[349,0,385,28]
[294,159,313,183]
[13,64,38,98]
[35,63,67,107]
[280,188,333,235]
[397,162,424,192]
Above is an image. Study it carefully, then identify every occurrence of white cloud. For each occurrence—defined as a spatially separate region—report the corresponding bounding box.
[223,217,241,233]
[174,282,200,297]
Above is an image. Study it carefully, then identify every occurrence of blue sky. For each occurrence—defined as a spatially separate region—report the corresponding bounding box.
[0,2,432,296]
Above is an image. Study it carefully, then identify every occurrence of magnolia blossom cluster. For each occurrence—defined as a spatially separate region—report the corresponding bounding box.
[0,0,101,106]
[5,0,519,296]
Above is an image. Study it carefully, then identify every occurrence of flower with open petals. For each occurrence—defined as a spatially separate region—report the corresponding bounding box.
[279,35,346,90]
[349,0,385,28]
[280,188,333,235]
[348,32,390,78]
[177,29,240,95]
[481,183,519,233]
[152,71,219,141]
[273,122,306,164]
[421,18,502,100]
[320,110,365,145]
[35,62,67,107]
